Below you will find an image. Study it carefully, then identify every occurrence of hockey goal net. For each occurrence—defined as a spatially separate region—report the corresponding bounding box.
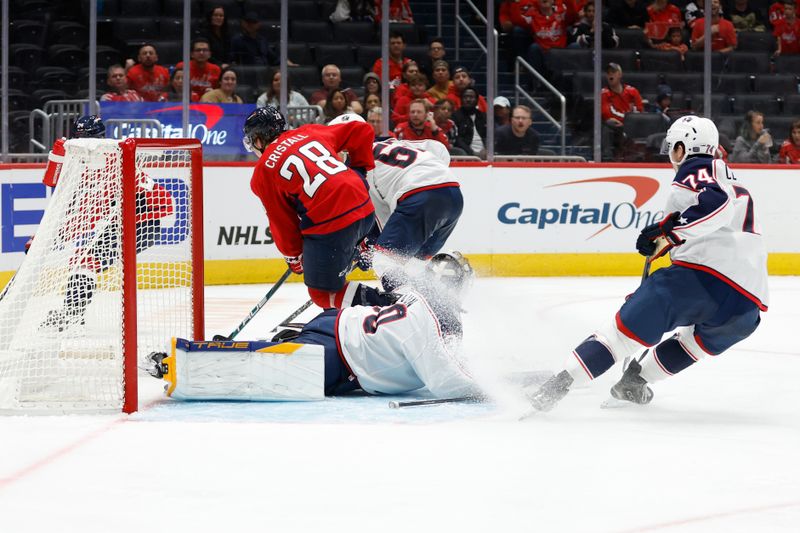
[0,138,204,414]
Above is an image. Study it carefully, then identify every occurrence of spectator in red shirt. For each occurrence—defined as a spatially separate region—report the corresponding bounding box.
[601,62,643,159]
[374,0,414,23]
[778,119,800,163]
[310,64,363,115]
[446,66,488,112]
[526,0,568,87]
[691,0,737,53]
[392,74,434,124]
[645,0,683,41]
[500,0,538,63]
[653,26,688,58]
[770,1,786,26]
[126,44,170,102]
[774,1,800,56]
[371,31,413,87]
[101,64,143,102]
[176,38,222,100]
[394,99,450,146]
[392,61,420,105]
[433,98,462,154]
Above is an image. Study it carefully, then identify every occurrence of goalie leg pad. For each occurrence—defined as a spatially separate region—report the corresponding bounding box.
[165,338,325,401]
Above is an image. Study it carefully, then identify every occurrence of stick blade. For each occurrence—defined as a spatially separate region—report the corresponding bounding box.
[212,334,230,341]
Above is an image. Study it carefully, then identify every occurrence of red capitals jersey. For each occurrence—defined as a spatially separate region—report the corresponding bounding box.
[499,0,537,29]
[250,122,376,257]
[43,138,173,228]
[647,3,682,25]
[774,18,800,55]
[175,60,221,101]
[778,140,800,164]
[126,64,170,102]
[530,9,567,50]
[601,84,643,123]
[393,121,450,146]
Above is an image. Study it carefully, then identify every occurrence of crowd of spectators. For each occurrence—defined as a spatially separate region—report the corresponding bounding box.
[85,0,800,162]
[495,0,800,162]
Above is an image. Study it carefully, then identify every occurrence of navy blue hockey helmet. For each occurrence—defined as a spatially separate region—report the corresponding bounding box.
[242,105,287,152]
[71,115,106,139]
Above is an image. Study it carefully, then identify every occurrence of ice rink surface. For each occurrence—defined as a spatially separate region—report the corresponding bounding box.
[1,276,798,532]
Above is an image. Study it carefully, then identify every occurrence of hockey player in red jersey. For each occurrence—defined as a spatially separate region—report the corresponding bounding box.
[40,115,174,330]
[526,116,768,412]
[243,105,395,310]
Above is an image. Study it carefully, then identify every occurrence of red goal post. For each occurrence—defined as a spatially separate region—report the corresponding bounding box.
[0,138,204,414]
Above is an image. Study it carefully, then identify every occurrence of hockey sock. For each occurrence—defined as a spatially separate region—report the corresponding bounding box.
[64,272,96,316]
[640,328,710,384]
[565,318,648,385]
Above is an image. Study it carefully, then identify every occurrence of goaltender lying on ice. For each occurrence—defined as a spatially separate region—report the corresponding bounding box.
[146,252,480,401]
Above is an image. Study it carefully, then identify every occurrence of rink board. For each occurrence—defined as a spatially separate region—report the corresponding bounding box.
[2,162,799,286]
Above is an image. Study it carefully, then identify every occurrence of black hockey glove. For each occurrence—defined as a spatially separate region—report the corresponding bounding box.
[355,237,374,271]
[636,211,685,258]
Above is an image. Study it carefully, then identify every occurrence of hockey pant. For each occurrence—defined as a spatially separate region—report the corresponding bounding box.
[565,264,761,386]
[303,213,394,309]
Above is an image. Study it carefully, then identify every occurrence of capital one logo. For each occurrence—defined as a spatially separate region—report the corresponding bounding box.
[497,175,664,238]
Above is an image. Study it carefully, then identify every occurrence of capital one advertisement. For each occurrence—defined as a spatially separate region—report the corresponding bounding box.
[100,102,255,156]
[1,164,798,274]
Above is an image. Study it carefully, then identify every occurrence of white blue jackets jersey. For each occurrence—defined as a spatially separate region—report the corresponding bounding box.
[335,289,476,397]
[367,138,459,227]
[667,155,769,310]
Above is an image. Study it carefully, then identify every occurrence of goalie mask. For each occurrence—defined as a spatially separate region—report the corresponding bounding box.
[243,105,287,153]
[71,115,106,139]
[426,251,474,297]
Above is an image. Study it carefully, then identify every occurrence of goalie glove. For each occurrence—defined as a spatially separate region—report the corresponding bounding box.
[636,211,685,258]
[284,254,303,275]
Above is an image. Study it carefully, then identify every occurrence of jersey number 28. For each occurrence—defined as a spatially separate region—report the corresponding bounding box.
[279,141,348,197]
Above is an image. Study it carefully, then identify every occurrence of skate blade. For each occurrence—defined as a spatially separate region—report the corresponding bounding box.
[518,408,539,421]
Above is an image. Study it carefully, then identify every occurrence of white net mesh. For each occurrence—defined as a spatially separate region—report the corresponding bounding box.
[0,138,201,413]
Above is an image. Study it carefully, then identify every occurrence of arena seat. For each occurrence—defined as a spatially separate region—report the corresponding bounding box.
[333,21,376,44]
[638,50,683,73]
[291,21,333,43]
[753,75,798,95]
[684,51,726,73]
[736,32,775,53]
[731,94,781,115]
[712,74,753,95]
[314,44,356,68]
[728,52,771,74]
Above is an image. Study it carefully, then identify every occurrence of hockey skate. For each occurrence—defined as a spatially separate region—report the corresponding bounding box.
[526,370,574,412]
[39,308,86,332]
[608,358,653,405]
[144,352,169,379]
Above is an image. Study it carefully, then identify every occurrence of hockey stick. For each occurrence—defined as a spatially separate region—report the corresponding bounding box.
[0,273,16,303]
[269,261,361,333]
[213,267,293,341]
[388,396,483,408]
[270,298,314,332]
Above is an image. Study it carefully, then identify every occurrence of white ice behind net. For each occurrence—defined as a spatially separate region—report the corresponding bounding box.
[0,139,196,413]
